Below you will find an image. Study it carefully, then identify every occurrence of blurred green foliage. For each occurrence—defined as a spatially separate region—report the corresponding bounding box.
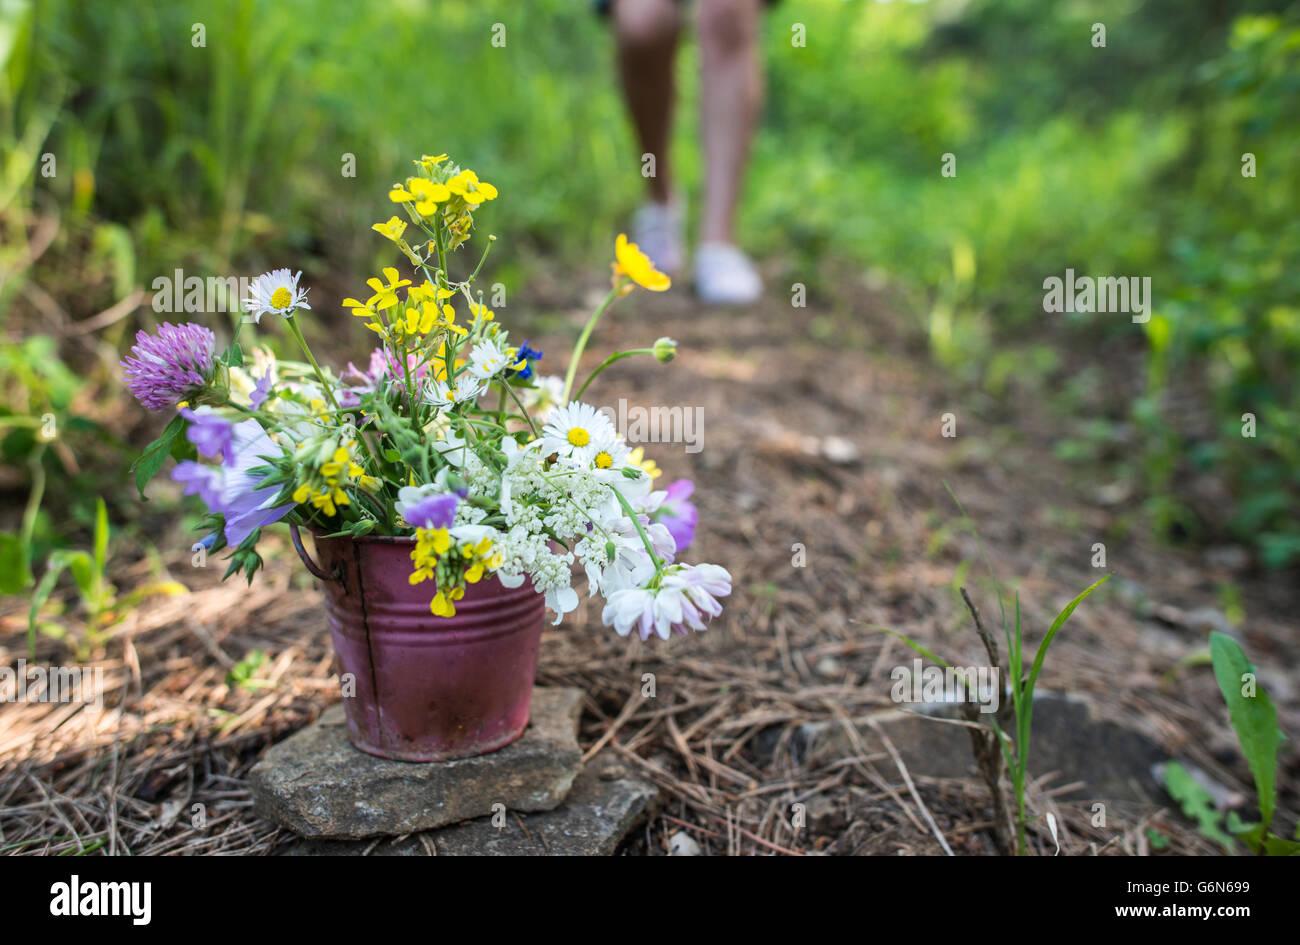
[2,0,1298,568]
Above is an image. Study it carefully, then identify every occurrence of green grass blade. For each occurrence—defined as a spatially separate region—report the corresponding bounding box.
[865,624,953,668]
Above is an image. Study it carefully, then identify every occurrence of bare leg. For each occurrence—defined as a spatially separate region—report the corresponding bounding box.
[612,0,682,204]
[697,0,762,244]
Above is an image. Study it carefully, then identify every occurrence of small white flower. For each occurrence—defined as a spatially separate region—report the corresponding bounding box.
[541,400,616,459]
[466,338,513,381]
[425,376,484,410]
[244,269,310,323]
[430,428,472,468]
[545,583,580,626]
[523,374,568,423]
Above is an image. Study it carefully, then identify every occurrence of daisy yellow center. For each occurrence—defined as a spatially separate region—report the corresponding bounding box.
[270,286,293,309]
[567,428,590,447]
[595,451,613,469]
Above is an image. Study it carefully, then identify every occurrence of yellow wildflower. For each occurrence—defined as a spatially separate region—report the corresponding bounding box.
[627,446,662,480]
[613,233,670,292]
[446,169,498,205]
[365,267,412,311]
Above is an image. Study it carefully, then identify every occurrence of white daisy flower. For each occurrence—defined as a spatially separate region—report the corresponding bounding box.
[466,338,514,381]
[578,430,631,474]
[540,400,616,459]
[244,269,310,323]
[424,376,484,410]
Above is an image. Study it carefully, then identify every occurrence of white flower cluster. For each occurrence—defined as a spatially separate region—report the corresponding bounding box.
[405,393,730,635]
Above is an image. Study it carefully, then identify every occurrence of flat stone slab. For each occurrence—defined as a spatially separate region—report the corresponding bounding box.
[278,751,660,856]
[797,691,1168,805]
[250,688,584,839]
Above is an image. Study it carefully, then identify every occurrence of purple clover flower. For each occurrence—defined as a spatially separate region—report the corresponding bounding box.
[121,322,217,411]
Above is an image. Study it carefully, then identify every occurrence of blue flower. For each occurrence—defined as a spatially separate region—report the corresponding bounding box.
[171,419,292,546]
[180,407,235,464]
[508,340,543,381]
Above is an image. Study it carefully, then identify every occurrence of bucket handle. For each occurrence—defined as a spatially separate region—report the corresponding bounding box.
[290,524,343,583]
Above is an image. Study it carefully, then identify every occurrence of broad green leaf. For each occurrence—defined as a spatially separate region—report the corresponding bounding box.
[1210,631,1283,830]
[1165,761,1235,853]
[0,530,32,593]
[48,549,93,598]
[128,413,185,500]
[1261,835,1300,856]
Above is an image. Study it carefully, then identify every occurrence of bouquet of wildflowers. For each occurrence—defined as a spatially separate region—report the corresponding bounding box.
[123,154,730,640]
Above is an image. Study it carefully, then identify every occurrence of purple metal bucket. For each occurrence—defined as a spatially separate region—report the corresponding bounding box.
[292,526,544,762]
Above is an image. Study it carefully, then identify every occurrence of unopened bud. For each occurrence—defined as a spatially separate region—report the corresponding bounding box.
[653,336,677,364]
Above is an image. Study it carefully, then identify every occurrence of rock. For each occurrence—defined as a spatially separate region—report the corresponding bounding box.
[796,692,1168,804]
[668,830,702,856]
[250,688,584,839]
[820,436,859,465]
[815,656,845,678]
[278,751,660,856]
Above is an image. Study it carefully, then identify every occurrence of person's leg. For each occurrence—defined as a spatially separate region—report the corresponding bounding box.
[694,0,763,303]
[612,0,682,205]
[697,0,761,246]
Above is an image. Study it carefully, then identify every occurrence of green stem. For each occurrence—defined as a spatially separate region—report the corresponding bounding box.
[284,315,339,411]
[611,485,663,573]
[572,349,654,402]
[561,285,621,404]
[500,380,541,439]
[21,446,46,555]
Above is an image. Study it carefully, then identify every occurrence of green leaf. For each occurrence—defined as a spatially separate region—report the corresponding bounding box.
[129,414,186,500]
[1016,576,1109,782]
[0,531,32,593]
[1261,835,1300,856]
[1226,812,1266,854]
[226,342,244,367]
[1025,574,1111,699]
[47,549,94,598]
[1165,761,1235,853]
[1209,631,1283,831]
[27,552,82,659]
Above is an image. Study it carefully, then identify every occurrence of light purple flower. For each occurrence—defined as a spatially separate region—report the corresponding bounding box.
[395,484,459,529]
[657,479,699,552]
[179,407,234,464]
[340,348,389,407]
[402,493,460,529]
[171,419,292,546]
[121,322,217,411]
[249,371,273,409]
[600,562,731,641]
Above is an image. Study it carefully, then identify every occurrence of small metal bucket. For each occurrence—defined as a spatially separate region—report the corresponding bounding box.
[292,526,544,762]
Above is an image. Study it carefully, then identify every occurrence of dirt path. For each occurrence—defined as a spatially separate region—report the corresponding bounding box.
[2,282,1295,855]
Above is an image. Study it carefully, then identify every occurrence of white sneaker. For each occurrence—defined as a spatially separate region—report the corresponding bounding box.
[694,242,762,305]
[631,201,685,276]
